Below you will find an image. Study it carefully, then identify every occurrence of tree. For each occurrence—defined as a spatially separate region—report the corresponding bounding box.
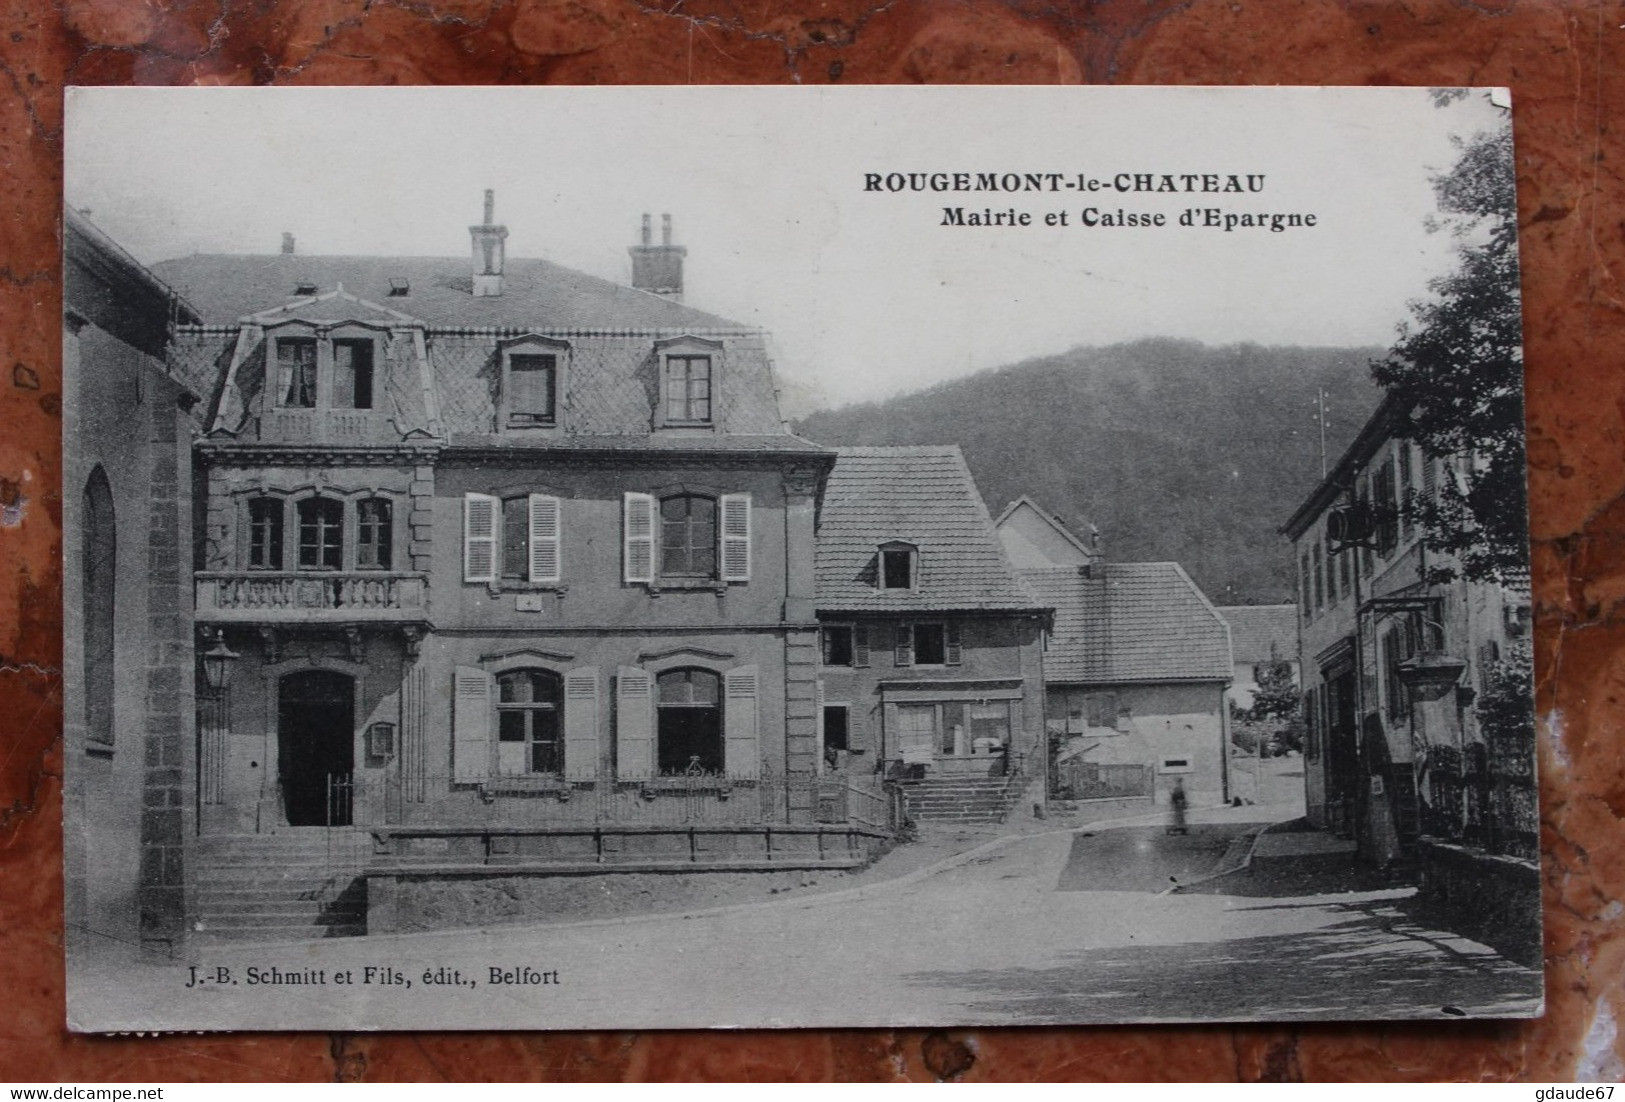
[1369,110,1528,585]
[1231,659,1304,755]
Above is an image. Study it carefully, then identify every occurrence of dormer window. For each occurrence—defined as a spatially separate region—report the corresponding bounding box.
[278,337,317,408]
[268,326,384,412]
[654,336,723,428]
[498,335,569,431]
[880,542,918,590]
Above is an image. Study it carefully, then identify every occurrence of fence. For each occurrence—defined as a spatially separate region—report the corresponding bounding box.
[1052,760,1153,801]
[328,769,901,833]
[1422,739,1537,860]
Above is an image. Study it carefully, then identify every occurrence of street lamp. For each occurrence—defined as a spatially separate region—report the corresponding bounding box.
[200,631,240,694]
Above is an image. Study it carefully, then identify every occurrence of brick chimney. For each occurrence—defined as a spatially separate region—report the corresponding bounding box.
[281,232,295,255]
[629,212,686,300]
[469,189,508,297]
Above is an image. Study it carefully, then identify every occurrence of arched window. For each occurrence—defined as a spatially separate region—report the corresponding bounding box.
[656,668,722,774]
[497,669,563,775]
[660,494,716,578]
[356,497,392,571]
[297,496,343,570]
[82,467,116,752]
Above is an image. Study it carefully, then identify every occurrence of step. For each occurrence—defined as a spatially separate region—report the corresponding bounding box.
[197,911,364,929]
[193,924,366,942]
[196,898,362,915]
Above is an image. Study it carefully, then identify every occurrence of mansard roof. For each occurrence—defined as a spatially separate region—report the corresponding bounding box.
[1020,563,1233,684]
[816,446,1045,614]
[149,253,746,331]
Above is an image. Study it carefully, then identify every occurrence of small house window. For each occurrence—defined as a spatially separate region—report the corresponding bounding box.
[660,494,717,578]
[507,354,557,426]
[822,625,854,667]
[914,623,946,665]
[296,497,343,571]
[356,497,392,571]
[662,355,712,423]
[496,669,562,776]
[881,546,914,590]
[656,668,723,774]
[502,496,530,581]
[277,337,318,408]
[248,497,284,570]
[332,339,374,410]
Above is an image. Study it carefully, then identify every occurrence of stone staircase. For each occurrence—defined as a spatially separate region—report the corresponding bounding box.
[191,831,368,942]
[902,775,1024,825]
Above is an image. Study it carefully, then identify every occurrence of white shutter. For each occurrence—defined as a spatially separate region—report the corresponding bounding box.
[452,666,492,782]
[615,666,655,778]
[562,667,599,782]
[724,665,760,779]
[945,621,964,665]
[853,624,870,668]
[895,622,914,667]
[719,492,752,581]
[623,492,655,584]
[528,493,561,584]
[463,493,498,583]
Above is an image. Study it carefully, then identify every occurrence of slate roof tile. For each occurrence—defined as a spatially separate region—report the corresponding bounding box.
[817,447,1043,613]
[1020,563,1232,683]
[150,254,745,330]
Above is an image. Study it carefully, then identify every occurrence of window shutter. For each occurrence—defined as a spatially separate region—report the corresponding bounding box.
[724,665,760,778]
[452,666,492,782]
[894,622,914,667]
[528,493,562,584]
[719,493,752,581]
[615,666,654,778]
[945,621,963,665]
[463,493,499,583]
[1422,454,1438,502]
[847,704,865,752]
[853,625,870,668]
[562,667,599,782]
[623,493,655,584]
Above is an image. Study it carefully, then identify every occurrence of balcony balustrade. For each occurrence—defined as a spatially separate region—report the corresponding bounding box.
[195,570,427,623]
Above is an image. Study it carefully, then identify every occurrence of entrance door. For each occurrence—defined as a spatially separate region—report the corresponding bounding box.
[278,670,355,826]
[1324,669,1359,836]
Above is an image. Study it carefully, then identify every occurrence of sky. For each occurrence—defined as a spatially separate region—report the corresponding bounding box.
[65,86,1509,412]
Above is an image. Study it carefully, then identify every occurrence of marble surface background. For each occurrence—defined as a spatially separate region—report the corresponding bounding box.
[1,0,1621,1081]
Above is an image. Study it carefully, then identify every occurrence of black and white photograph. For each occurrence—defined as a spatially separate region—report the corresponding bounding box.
[60,85,1540,1031]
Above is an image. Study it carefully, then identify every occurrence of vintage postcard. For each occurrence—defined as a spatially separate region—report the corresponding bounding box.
[61,85,1540,1031]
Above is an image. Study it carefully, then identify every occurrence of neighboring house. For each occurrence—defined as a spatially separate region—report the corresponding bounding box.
[1216,603,1300,710]
[62,209,202,954]
[814,448,1050,822]
[149,195,876,938]
[1281,393,1535,870]
[994,495,1102,571]
[995,502,1233,808]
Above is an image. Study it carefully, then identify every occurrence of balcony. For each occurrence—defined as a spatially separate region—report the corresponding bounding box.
[195,571,428,624]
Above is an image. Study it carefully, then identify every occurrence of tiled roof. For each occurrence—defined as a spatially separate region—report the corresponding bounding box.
[149,253,746,331]
[1020,563,1232,683]
[1216,604,1299,664]
[816,447,1044,613]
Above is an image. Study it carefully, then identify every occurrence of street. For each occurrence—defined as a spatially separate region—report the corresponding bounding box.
[75,804,1543,1032]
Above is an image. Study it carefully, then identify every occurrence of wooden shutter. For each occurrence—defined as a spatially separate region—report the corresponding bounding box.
[719,493,752,581]
[615,666,654,778]
[724,665,760,778]
[623,493,655,584]
[528,493,561,584]
[894,622,914,667]
[945,621,963,665]
[562,667,599,782]
[853,624,870,668]
[452,666,492,782]
[463,493,498,583]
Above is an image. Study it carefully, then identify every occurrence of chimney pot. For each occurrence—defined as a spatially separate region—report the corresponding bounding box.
[641,213,652,246]
[483,189,495,226]
[662,213,673,246]
[629,213,687,301]
[281,232,295,255]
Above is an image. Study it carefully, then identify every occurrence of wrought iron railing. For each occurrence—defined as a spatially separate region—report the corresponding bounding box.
[1421,739,1537,860]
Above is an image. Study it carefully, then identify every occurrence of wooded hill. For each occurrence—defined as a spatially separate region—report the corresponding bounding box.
[794,338,1385,605]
